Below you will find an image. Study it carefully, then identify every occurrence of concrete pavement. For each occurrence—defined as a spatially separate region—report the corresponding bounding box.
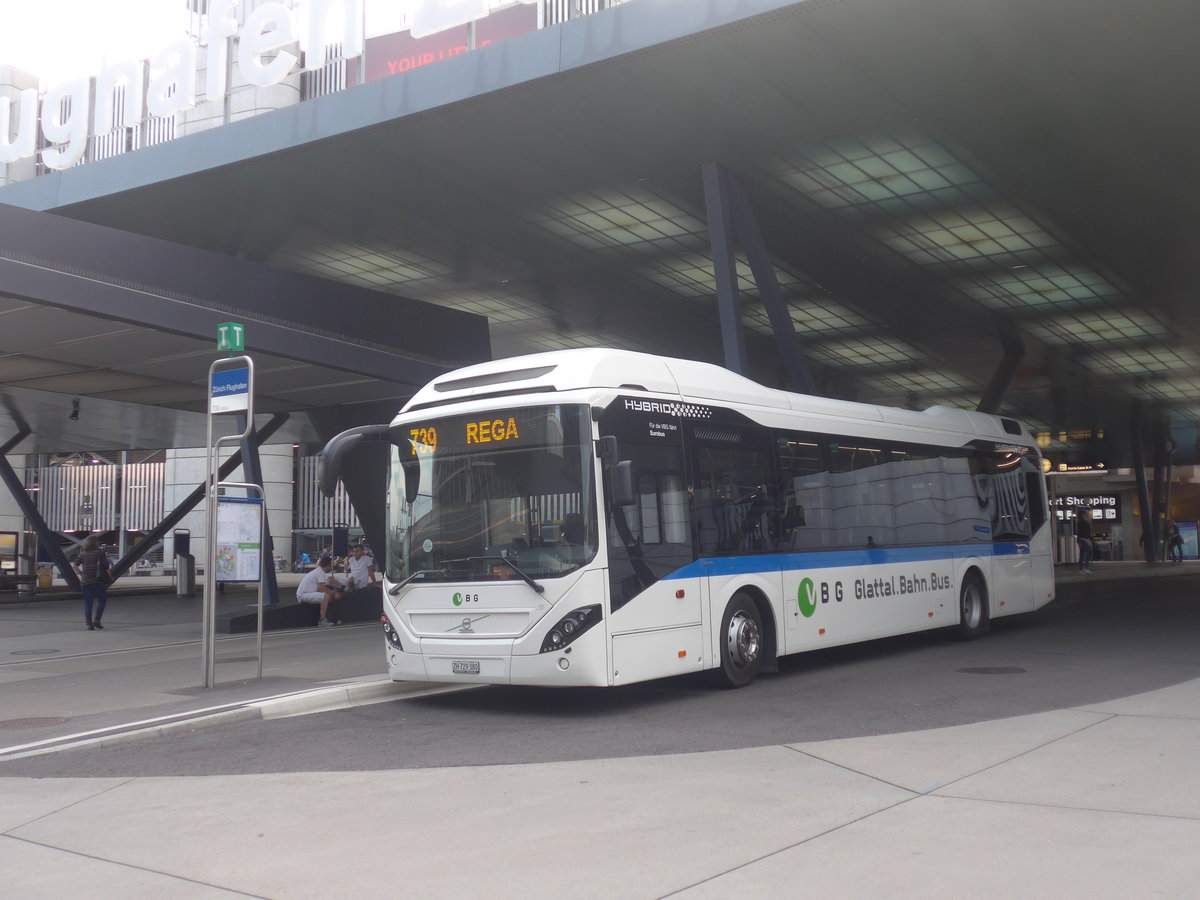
[2,562,1199,897]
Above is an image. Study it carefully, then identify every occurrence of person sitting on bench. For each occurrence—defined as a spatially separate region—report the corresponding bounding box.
[344,544,377,591]
[296,556,345,626]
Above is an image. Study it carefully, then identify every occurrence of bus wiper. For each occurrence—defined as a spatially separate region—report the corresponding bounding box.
[389,568,448,594]
[441,556,545,594]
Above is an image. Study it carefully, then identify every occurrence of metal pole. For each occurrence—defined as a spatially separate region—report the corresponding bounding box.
[118,450,128,565]
[203,386,216,688]
[203,356,256,689]
[1130,403,1155,563]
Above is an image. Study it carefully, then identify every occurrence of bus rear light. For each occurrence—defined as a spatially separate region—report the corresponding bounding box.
[818,628,826,635]
[540,604,601,653]
[675,589,685,598]
[678,650,686,658]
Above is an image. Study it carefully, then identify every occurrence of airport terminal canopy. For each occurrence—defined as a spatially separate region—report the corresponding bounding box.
[2,0,1198,467]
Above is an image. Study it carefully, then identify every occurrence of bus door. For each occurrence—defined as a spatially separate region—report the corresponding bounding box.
[688,418,781,655]
[597,399,697,632]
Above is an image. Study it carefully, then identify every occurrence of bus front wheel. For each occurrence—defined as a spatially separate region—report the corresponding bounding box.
[955,574,990,640]
[714,593,763,688]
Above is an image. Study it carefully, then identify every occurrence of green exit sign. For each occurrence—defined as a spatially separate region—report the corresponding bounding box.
[217,322,245,352]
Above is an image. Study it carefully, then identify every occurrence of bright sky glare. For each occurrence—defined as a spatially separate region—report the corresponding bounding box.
[0,0,188,84]
[0,1,511,85]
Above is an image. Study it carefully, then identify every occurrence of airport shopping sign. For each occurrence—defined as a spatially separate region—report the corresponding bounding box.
[1053,494,1122,522]
[210,367,250,415]
[0,1,538,172]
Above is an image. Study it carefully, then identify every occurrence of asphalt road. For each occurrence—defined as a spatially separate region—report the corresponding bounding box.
[4,574,1197,778]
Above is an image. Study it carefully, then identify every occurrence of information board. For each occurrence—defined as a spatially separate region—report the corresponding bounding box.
[214,496,263,583]
[0,531,16,572]
[1178,521,1198,560]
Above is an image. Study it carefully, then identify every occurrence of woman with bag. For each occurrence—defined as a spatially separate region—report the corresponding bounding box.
[73,535,110,630]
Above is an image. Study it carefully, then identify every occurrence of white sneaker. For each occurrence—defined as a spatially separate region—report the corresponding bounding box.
[318,618,334,627]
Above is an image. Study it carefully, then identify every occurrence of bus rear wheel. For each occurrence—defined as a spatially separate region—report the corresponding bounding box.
[714,593,762,688]
[955,574,990,640]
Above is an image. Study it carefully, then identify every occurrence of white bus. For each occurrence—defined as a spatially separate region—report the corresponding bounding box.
[321,349,1054,688]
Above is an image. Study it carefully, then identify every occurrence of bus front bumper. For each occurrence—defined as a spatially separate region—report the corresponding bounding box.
[386,627,609,687]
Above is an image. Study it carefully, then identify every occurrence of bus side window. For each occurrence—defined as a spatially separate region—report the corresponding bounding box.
[890,446,947,547]
[692,439,772,555]
[944,450,988,542]
[775,434,827,550]
[637,472,662,543]
[830,440,893,547]
[1025,463,1047,534]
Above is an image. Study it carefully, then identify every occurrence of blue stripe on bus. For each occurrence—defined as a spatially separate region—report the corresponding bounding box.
[661,542,1029,580]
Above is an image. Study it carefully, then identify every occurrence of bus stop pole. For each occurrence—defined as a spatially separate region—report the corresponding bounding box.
[203,356,255,689]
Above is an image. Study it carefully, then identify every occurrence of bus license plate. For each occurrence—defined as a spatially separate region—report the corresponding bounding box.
[452,660,480,674]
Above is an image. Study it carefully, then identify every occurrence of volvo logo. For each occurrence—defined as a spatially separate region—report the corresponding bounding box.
[450,615,489,634]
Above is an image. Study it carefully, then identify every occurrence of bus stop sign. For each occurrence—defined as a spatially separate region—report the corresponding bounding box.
[210,367,250,414]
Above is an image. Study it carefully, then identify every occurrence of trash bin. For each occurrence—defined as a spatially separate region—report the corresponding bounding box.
[37,565,53,589]
[176,552,196,598]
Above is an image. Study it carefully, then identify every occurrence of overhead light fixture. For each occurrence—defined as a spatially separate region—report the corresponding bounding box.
[68,399,80,421]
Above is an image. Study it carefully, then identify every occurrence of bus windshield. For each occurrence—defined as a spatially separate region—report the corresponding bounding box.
[386,404,597,583]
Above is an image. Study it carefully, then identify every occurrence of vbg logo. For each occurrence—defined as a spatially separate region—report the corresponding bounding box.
[452,592,480,606]
[798,578,816,618]
[797,577,843,616]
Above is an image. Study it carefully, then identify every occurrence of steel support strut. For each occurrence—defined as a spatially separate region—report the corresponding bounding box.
[977,323,1025,414]
[0,428,81,591]
[237,412,283,607]
[702,163,748,376]
[702,163,817,393]
[109,413,290,582]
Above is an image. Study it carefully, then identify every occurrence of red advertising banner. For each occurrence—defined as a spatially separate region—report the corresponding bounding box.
[477,4,539,48]
[364,5,538,83]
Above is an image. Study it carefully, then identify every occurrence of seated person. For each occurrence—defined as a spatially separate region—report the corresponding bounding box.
[344,544,377,591]
[296,556,345,626]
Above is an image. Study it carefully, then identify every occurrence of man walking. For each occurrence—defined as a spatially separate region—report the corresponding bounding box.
[1075,511,1094,574]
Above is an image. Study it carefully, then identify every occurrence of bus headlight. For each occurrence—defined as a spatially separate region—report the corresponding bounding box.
[381,615,403,650]
[539,605,601,653]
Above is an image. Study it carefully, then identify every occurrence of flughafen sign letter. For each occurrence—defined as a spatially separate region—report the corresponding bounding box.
[0,0,536,171]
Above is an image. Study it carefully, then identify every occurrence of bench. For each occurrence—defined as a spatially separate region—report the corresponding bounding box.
[216,585,383,633]
[0,574,38,592]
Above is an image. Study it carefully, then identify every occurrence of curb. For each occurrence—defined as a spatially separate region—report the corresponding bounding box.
[0,678,468,763]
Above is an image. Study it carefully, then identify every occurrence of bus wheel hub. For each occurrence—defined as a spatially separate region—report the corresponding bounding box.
[726,612,760,669]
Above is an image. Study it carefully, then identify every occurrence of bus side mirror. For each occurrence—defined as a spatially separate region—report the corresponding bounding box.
[317,424,392,497]
[612,460,636,507]
[597,436,635,506]
[402,456,421,504]
[596,436,619,468]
